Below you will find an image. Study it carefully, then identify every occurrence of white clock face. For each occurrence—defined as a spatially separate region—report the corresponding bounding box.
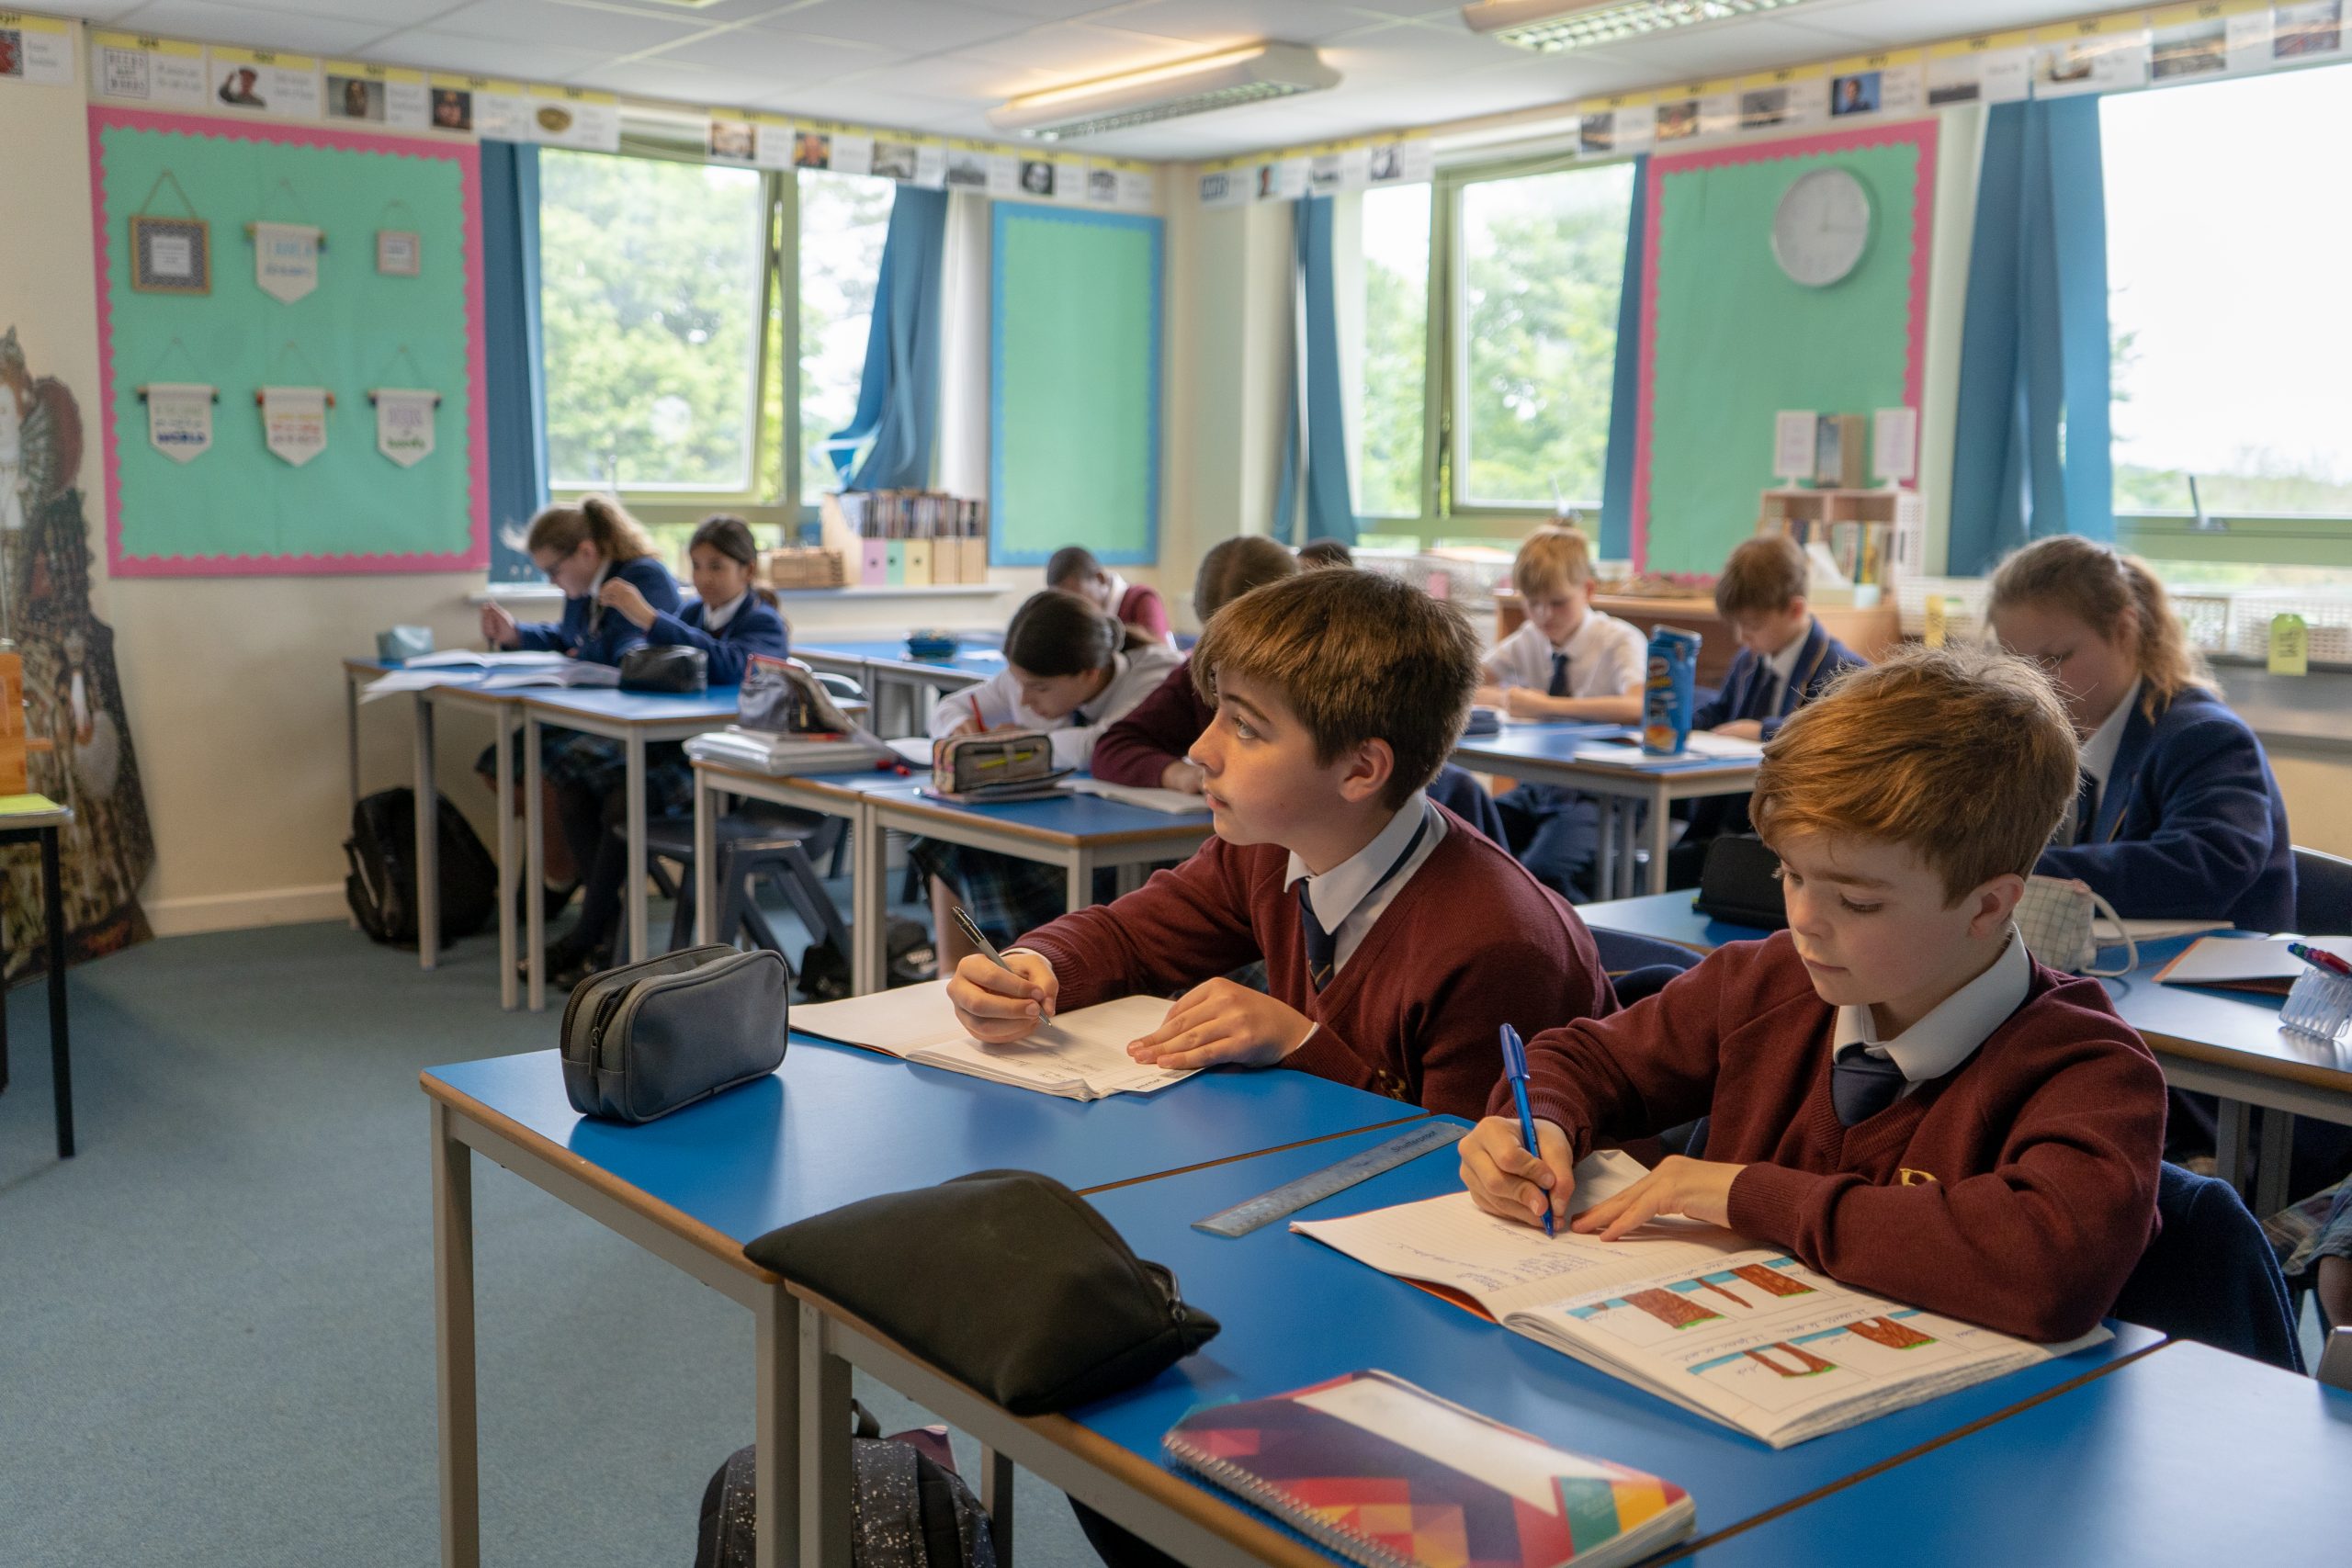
[1771,167,1872,288]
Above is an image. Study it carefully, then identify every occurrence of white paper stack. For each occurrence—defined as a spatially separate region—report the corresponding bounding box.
[793,980,1192,1100]
[684,727,883,776]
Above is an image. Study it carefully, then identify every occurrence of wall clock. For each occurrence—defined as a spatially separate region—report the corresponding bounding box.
[1771,167,1872,288]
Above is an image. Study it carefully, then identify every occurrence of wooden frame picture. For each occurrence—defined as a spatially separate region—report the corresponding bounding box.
[377,228,422,276]
[130,213,211,295]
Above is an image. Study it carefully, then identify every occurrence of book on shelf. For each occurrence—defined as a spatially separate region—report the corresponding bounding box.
[1293,1152,2107,1450]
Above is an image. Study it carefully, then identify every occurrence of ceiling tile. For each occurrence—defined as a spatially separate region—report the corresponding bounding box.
[425,0,708,54]
[114,0,386,55]
[752,0,1044,52]
[956,19,1202,73]
[1792,0,2098,47]
[1097,0,1393,47]
[1564,16,1871,77]
[36,0,169,19]
[566,51,826,104]
[366,28,614,78]
[628,24,889,78]
[744,79,975,125]
[878,51,1064,102]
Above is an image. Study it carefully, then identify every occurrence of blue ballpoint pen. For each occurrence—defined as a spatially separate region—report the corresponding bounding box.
[1500,1022,1553,1238]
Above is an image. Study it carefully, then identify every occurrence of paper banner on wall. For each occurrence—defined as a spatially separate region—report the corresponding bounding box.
[2148,2,2277,79]
[473,81,537,141]
[324,60,429,130]
[210,47,320,119]
[1198,162,1251,208]
[2033,17,2153,98]
[913,141,949,188]
[259,386,328,467]
[1697,80,1741,137]
[373,388,437,468]
[708,112,758,164]
[1366,138,1433,186]
[1654,87,1704,144]
[145,383,215,463]
[253,221,321,303]
[1,12,76,85]
[1826,51,1927,118]
[2275,1,2349,62]
[1053,155,1091,205]
[1928,31,2035,105]
[529,86,619,151]
[92,31,209,105]
[1739,67,1830,131]
[1580,96,1655,156]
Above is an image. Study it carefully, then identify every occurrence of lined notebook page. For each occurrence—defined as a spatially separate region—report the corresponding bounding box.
[910,995,1193,1099]
[793,978,968,1057]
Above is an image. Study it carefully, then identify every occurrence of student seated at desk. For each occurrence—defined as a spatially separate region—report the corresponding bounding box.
[1460,646,2166,1342]
[1474,525,1645,900]
[1091,536,1503,837]
[946,568,1616,1122]
[1669,534,1863,886]
[1987,536,2295,931]
[539,516,789,984]
[1047,545,1172,647]
[919,590,1182,964]
[472,495,682,892]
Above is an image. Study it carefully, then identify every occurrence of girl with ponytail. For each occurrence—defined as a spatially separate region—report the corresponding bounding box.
[479,494,682,668]
[1988,535,2294,931]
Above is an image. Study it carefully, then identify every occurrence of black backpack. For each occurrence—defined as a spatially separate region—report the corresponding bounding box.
[343,787,499,948]
[797,918,938,1001]
[695,1405,995,1568]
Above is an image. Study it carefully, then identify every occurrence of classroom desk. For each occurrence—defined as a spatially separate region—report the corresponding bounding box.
[407,682,524,1004]
[689,761,916,995]
[420,1037,1428,1568]
[1676,1339,2352,1566]
[1449,725,1759,897]
[1577,893,2352,1214]
[860,782,1216,990]
[341,656,390,822]
[0,793,75,1158]
[791,1124,2163,1568]
[791,638,1002,736]
[520,686,741,1009]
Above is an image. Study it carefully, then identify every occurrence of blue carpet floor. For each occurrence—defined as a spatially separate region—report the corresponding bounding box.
[0,900,1097,1568]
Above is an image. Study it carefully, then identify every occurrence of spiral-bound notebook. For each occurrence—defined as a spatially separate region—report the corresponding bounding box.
[1163,1371,1693,1568]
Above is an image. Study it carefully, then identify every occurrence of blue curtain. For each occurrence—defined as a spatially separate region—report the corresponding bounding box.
[1948,98,2114,576]
[1276,195,1355,546]
[831,186,948,491]
[1597,154,1650,561]
[480,141,548,582]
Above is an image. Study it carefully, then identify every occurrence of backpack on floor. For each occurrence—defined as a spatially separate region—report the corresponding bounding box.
[695,1404,996,1568]
[343,787,498,949]
[797,918,938,1002]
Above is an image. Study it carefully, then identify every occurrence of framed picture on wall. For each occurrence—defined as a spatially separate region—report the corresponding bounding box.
[377,229,421,276]
[130,213,210,295]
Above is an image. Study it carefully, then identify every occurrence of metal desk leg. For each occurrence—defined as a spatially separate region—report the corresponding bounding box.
[625,733,650,964]
[2214,1098,2255,1195]
[796,1300,853,1568]
[526,716,547,1012]
[2254,1109,2295,1220]
[42,829,72,1158]
[981,1448,1016,1568]
[347,671,364,929]
[1593,797,1616,903]
[1647,783,1673,896]
[431,1101,481,1568]
[852,805,887,996]
[1066,848,1091,913]
[415,694,441,970]
[496,706,517,1012]
[694,774,719,948]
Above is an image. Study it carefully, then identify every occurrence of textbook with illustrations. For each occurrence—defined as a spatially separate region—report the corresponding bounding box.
[1164,1370,1694,1568]
[1294,1153,2105,1450]
[793,979,1192,1100]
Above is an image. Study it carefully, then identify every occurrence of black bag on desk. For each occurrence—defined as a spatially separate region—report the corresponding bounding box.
[745,1169,1220,1416]
[1692,833,1788,931]
[560,944,790,1122]
[618,643,708,694]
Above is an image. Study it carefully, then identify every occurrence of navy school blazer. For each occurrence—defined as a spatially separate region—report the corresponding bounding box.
[1690,616,1864,739]
[2037,684,2296,931]
[511,555,682,668]
[643,596,790,687]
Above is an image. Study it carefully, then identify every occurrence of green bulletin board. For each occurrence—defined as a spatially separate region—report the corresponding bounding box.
[990,205,1162,567]
[1634,121,1936,574]
[90,106,487,576]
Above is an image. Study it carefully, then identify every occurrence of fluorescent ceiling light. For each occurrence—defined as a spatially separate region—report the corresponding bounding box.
[1462,0,1815,52]
[989,41,1340,141]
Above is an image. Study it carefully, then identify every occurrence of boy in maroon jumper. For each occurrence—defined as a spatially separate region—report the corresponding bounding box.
[945,569,1614,1121]
[1461,646,2167,1342]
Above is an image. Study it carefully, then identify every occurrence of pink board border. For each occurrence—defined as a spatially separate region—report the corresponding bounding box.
[1629,117,1939,570]
[87,105,492,577]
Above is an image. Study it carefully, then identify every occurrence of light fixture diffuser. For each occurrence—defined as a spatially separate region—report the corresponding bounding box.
[1462,0,1815,52]
[989,41,1340,141]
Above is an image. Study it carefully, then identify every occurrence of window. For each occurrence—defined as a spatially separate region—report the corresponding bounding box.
[540,151,769,494]
[2104,64,2352,522]
[795,168,896,500]
[1354,184,1430,518]
[1453,162,1636,512]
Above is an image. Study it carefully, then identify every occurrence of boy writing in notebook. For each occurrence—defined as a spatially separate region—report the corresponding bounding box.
[945,569,1616,1122]
[1460,646,2166,1342]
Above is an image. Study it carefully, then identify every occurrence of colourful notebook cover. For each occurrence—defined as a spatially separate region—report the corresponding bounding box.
[1163,1371,1694,1568]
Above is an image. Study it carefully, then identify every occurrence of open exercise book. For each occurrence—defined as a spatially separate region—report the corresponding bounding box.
[792,979,1192,1100]
[1295,1152,2106,1450]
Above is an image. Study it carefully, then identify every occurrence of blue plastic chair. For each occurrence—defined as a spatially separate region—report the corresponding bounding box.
[2293,846,2352,935]
[1591,927,1705,982]
[2112,1162,2305,1372]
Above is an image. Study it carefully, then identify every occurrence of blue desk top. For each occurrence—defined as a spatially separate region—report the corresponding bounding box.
[1450,722,1626,766]
[1077,1127,2161,1549]
[424,1036,1421,1247]
[519,685,744,724]
[1686,1340,2352,1565]
[866,780,1215,841]
[797,638,1007,681]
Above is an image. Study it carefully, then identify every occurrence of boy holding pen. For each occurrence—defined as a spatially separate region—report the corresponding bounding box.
[1459,647,2167,1342]
[945,569,1616,1122]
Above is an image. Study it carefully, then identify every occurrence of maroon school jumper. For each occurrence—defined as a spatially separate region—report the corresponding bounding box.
[1497,932,2166,1342]
[1116,581,1171,642]
[1091,663,1208,788]
[1017,803,1615,1121]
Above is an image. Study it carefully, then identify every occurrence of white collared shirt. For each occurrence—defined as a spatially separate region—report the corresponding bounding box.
[1283,791,1449,977]
[582,561,611,628]
[1483,609,1647,698]
[927,639,1184,772]
[1832,926,2030,1095]
[1758,628,1807,712]
[699,592,746,634]
[2079,676,2142,801]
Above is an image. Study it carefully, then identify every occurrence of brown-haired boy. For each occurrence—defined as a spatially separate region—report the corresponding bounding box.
[947,569,1616,1122]
[1460,645,2165,1341]
[1475,525,1646,898]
